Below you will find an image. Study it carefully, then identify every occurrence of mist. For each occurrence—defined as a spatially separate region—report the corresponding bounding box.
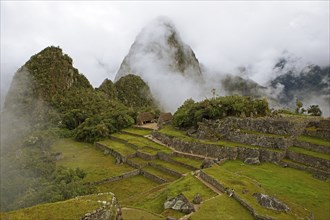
[1,1,329,113]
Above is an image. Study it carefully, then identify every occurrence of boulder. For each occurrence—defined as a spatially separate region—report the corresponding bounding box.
[200,158,215,169]
[253,193,290,212]
[164,193,195,214]
[244,157,260,165]
[192,193,202,204]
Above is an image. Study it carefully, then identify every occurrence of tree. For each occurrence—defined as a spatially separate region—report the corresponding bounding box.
[295,99,303,114]
[307,105,322,116]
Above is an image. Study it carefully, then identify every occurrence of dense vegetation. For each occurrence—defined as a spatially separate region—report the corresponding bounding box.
[173,95,269,128]
[0,46,155,211]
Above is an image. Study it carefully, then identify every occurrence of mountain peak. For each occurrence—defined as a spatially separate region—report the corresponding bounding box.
[115,17,202,82]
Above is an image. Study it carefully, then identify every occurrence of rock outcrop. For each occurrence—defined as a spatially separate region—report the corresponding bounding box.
[253,193,290,212]
[164,193,195,214]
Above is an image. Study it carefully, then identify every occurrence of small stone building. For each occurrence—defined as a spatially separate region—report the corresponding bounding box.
[157,112,173,127]
[136,112,155,125]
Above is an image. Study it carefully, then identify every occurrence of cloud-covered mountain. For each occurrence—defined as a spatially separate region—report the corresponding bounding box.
[114,16,204,112]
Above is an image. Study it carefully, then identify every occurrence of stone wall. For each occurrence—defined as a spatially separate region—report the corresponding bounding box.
[287,151,329,171]
[126,159,146,169]
[148,162,182,177]
[303,129,330,141]
[294,140,330,154]
[157,152,196,171]
[199,117,312,137]
[226,132,293,150]
[136,151,157,160]
[153,132,285,163]
[95,143,129,163]
[89,170,140,185]
[172,151,206,160]
[140,169,167,184]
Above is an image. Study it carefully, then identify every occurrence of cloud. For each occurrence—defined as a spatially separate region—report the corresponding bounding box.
[1,1,329,110]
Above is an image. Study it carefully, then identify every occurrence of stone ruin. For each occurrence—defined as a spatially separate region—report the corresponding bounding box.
[253,193,290,212]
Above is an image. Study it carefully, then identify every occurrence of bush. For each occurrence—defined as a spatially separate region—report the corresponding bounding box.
[173,95,269,128]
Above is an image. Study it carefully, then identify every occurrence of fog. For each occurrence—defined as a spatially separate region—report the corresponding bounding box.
[1,1,329,112]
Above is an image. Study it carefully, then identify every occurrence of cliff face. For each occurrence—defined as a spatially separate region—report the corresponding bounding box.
[115,17,202,82]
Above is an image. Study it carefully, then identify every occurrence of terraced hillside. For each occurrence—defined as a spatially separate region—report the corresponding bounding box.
[2,119,329,219]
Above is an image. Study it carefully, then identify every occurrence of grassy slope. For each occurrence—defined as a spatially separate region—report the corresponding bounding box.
[0,193,114,220]
[171,156,202,168]
[96,175,159,202]
[112,133,172,154]
[190,195,253,220]
[210,161,330,220]
[122,207,164,220]
[51,139,133,183]
[153,159,192,174]
[289,146,330,160]
[98,139,136,156]
[143,166,179,182]
[127,174,217,215]
[297,135,330,147]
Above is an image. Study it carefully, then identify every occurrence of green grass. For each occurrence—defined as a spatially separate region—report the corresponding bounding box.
[190,195,253,220]
[127,174,217,215]
[50,139,134,183]
[122,127,153,136]
[171,156,202,169]
[128,157,149,167]
[208,160,330,220]
[153,159,192,174]
[122,207,164,220]
[98,139,136,156]
[289,146,330,160]
[297,135,330,147]
[112,133,172,153]
[96,175,159,203]
[143,166,179,182]
[0,193,114,220]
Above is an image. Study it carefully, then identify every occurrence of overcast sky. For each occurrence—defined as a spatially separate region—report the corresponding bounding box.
[1,1,329,106]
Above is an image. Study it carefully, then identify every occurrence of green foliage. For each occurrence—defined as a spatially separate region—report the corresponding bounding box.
[307,105,322,116]
[173,95,270,128]
[114,74,156,109]
[97,78,118,100]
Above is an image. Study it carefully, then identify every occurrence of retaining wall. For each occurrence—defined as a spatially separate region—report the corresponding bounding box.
[294,140,330,154]
[140,170,167,184]
[89,170,140,185]
[136,151,157,160]
[148,162,182,177]
[287,151,330,171]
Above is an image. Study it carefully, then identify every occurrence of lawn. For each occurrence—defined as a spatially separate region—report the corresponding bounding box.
[153,159,192,174]
[297,135,330,147]
[207,160,330,220]
[190,195,253,220]
[289,146,330,160]
[122,207,164,220]
[112,133,172,153]
[128,174,217,215]
[98,139,136,156]
[51,139,134,183]
[96,175,159,203]
[143,166,179,182]
[0,193,114,220]
[171,156,202,169]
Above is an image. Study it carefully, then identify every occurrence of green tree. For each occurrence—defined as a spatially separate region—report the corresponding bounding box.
[307,105,322,116]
